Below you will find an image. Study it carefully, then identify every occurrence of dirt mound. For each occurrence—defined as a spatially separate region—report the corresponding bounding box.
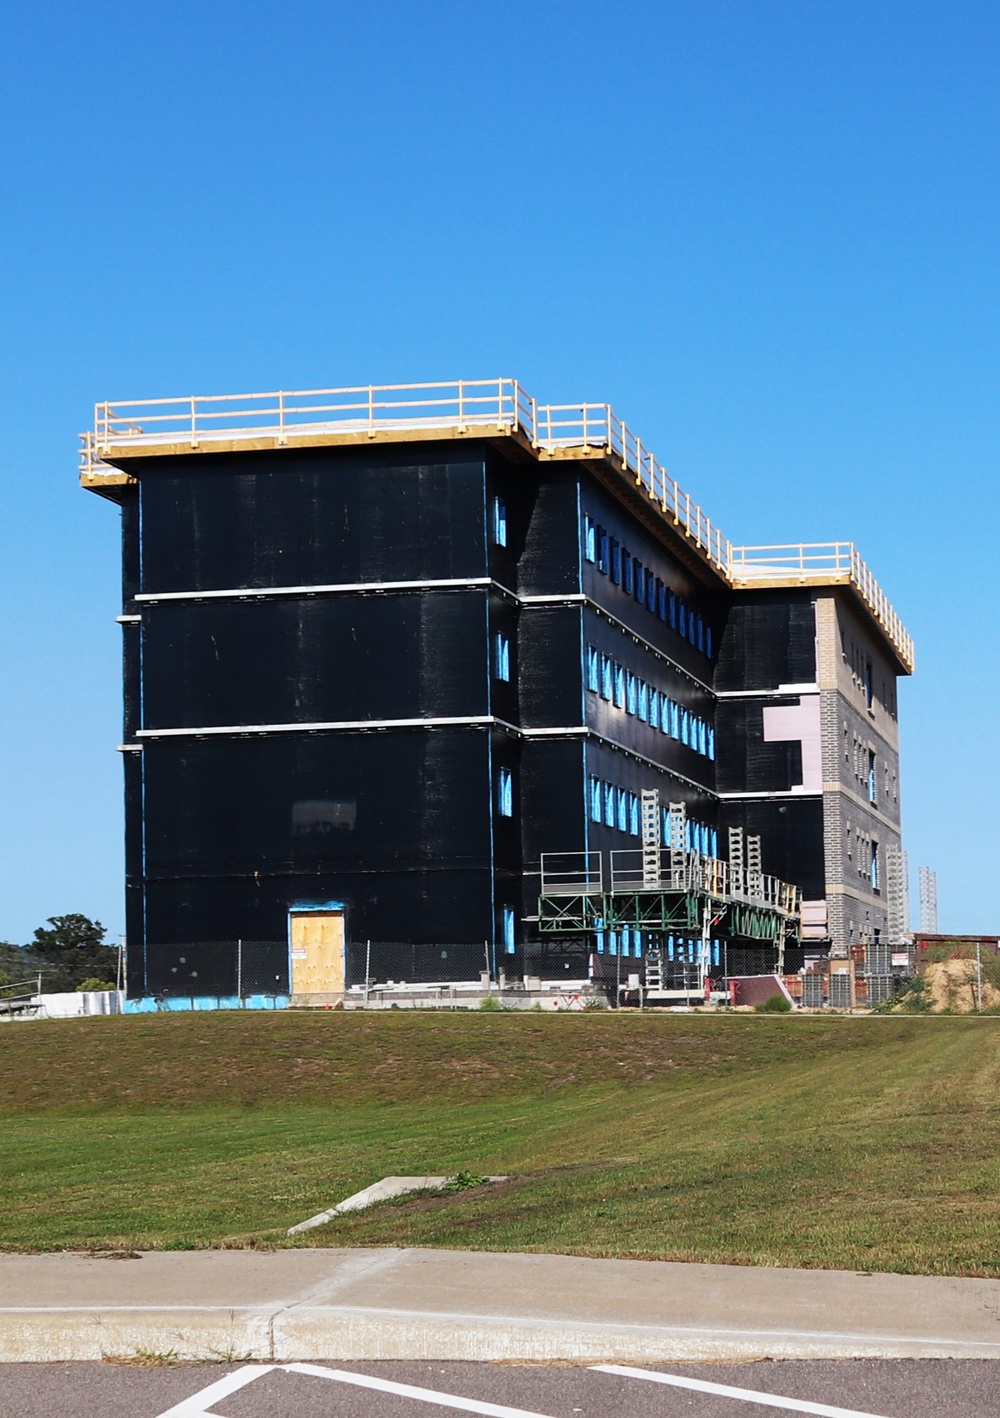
[923,958,1000,1013]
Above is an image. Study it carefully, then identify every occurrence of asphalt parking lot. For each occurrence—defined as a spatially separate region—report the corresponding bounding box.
[1,1358,998,1418]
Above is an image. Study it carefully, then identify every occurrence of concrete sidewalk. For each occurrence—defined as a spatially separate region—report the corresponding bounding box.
[2,1247,999,1363]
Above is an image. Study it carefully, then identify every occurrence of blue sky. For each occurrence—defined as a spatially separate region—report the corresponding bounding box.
[0,0,996,941]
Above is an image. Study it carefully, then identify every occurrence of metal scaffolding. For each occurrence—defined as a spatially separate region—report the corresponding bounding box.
[918,866,939,935]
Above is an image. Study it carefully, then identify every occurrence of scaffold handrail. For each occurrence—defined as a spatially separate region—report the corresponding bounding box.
[539,851,603,897]
[607,847,800,917]
[80,377,912,669]
[728,541,914,671]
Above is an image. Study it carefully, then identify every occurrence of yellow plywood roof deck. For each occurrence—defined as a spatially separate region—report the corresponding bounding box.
[80,377,914,674]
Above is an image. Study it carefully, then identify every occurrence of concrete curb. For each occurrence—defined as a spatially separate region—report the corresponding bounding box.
[2,1248,1000,1364]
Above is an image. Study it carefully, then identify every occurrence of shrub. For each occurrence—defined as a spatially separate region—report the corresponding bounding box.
[77,977,117,993]
[754,992,792,1013]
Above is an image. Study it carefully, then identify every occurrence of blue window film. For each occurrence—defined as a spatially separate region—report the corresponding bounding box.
[617,788,627,833]
[496,633,510,682]
[670,701,680,738]
[657,581,667,620]
[870,841,879,888]
[610,539,621,584]
[668,591,677,629]
[598,529,609,573]
[586,645,600,692]
[696,615,704,652]
[638,681,648,722]
[614,664,626,707]
[688,613,697,645]
[502,907,516,953]
[634,563,645,603]
[604,782,615,827]
[494,497,507,547]
[626,671,637,715]
[608,932,618,956]
[589,776,602,823]
[629,792,640,836]
[684,820,692,851]
[705,625,713,658]
[584,517,597,563]
[707,726,716,760]
[678,601,687,637]
[601,654,613,700]
[623,551,633,594]
[646,575,656,613]
[710,828,719,857]
[680,709,690,745]
[698,719,707,755]
[498,768,514,817]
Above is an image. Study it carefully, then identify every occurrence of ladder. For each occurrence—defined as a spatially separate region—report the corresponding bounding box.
[668,802,687,889]
[640,788,660,887]
[746,833,763,900]
[728,826,745,898]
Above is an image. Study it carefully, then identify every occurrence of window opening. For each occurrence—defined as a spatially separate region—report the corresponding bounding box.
[495,633,510,682]
[601,654,613,700]
[494,497,507,547]
[502,907,516,954]
[498,768,513,817]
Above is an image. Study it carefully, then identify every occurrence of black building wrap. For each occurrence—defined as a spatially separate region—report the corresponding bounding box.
[102,416,903,993]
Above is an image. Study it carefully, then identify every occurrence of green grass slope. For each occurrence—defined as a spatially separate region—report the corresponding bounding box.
[2,1011,999,1275]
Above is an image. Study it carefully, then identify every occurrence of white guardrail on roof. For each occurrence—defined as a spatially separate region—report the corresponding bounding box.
[80,378,913,669]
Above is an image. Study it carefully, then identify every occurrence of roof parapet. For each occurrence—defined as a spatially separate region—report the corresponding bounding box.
[80,377,913,672]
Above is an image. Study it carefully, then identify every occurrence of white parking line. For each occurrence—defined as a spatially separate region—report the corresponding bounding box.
[593,1364,892,1418]
[153,1364,275,1417]
[286,1363,563,1418]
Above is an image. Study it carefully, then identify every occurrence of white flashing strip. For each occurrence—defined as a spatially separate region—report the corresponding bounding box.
[717,789,822,800]
[115,613,141,623]
[138,715,496,738]
[518,592,587,604]
[593,1365,891,1418]
[286,1364,559,1418]
[715,684,820,699]
[522,726,587,737]
[136,576,492,603]
[154,1364,276,1418]
[588,730,716,797]
[585,602,715,695]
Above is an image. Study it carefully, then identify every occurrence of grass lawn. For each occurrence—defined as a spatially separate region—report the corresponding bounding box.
[2,1010,1000,1275]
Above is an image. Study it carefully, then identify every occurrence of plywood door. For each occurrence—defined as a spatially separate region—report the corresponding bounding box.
[290,912,345,995]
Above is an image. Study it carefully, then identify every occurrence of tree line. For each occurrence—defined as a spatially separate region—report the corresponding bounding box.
[0,915,119,993]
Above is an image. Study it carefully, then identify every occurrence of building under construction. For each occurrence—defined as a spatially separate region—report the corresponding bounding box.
[80,380,914,1001]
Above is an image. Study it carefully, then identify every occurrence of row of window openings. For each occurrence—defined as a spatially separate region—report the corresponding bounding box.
[583,517,714,659]
[586,647,715,760]
[587,777,719,855]
[846,827,881,889]
[594,928,724,966]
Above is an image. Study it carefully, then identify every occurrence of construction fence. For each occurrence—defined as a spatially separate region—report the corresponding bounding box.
[134,937,793,1002]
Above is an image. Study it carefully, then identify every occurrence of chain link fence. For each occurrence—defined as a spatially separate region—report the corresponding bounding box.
[140,941,288,1000]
